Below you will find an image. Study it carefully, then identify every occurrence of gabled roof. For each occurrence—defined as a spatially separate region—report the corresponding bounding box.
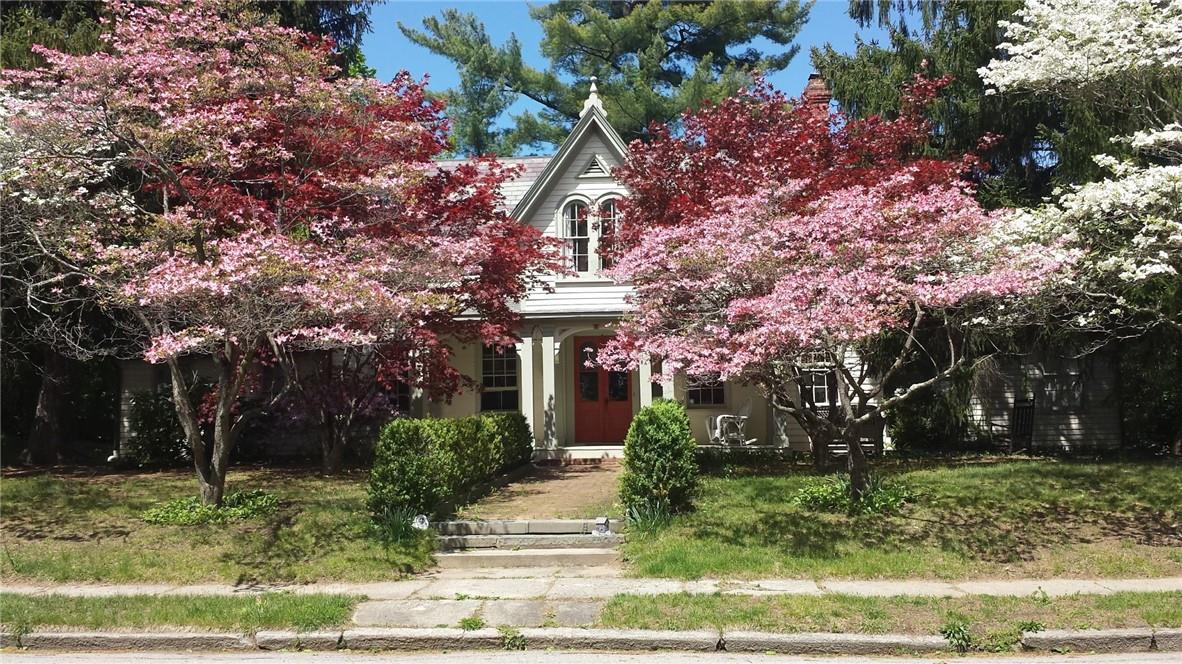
[430,155,553,213]
[509,104,629,222]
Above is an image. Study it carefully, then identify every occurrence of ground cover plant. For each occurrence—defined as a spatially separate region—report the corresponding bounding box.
[0,468,432,584]
[599,590,1182,648]
[621,457,1182,579]
[0,593,360,635]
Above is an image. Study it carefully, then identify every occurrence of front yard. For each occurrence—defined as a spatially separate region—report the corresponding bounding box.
[0,468,433,584]
[623,457,1182,580]
[2,457,1179,585]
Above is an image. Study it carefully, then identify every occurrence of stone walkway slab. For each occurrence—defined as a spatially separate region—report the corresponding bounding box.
[550,600,604,627]
[480,600,548,627]
[352,599,482,628]
[821,580,965,597]
[417,577,554,599]
[953,579,1110,597]
[4,575,1181,600]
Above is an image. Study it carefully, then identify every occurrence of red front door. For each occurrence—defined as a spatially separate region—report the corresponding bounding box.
[573,336,633,443]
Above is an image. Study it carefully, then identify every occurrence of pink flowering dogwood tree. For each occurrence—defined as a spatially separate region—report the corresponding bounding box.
[601,77,1068,499]
[1,0,556,504]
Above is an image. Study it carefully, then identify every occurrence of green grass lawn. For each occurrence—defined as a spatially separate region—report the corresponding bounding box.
[0,468,433,584]
[623,457,1182,579]
[600,591,1182,649]
[0,592,360,633]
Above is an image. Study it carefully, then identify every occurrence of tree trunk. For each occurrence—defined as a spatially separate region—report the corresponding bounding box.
[811,428,830,470]
[845,427,871,504]
[26,349,70,465]
[322,434,346,474]
[197,467,225,505]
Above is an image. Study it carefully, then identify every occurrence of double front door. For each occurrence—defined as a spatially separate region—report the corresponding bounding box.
[572,336,633,443]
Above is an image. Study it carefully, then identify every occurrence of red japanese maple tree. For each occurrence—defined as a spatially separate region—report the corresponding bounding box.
[601,76,1068,499]
[2,0,557,503]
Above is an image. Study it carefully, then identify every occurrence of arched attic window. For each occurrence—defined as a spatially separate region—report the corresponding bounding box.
[563,200,590,272]
[596,197,621,269]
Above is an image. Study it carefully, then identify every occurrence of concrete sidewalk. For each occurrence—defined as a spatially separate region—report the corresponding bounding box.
[4,572,1181,600]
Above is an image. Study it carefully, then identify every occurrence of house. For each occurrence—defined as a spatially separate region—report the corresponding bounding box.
[116,78,1124,461]
[418,81,783,461]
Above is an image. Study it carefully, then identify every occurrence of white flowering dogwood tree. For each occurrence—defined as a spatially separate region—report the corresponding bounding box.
[979,0,1182,342]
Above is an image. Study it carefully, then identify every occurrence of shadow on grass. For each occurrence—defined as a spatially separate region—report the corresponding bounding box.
[642,457,1182,572]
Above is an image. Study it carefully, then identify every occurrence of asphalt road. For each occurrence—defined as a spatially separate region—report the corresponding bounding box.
[4,652,1181,664]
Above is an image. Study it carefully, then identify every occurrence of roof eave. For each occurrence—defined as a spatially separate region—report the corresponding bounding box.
[510,106,629,223]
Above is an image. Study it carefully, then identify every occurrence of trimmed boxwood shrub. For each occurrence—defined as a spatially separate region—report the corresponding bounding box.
[620,399,699,515]
[367,412,532,517]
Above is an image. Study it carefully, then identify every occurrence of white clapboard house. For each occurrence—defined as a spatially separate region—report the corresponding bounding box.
[118,80,1123,460]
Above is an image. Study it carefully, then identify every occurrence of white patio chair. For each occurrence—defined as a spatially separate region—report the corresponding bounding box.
[708,400,758,446]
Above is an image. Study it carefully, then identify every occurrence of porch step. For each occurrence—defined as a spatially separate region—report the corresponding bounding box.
[438,533,622,551]
[433,519,622,536]
[435,548,619,569]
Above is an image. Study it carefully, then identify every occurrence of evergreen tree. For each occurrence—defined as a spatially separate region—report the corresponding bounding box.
[812,0,1059,206]
[812,0,1161,205]
[400,0,811,155]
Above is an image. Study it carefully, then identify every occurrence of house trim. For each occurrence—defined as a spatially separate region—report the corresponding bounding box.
[510,105,629,225]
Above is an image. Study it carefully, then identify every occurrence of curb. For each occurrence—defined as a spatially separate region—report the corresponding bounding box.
[518,628,719,651]
[4,626,1181,653]
[723,631,948,654]
[1022,628,1182,653]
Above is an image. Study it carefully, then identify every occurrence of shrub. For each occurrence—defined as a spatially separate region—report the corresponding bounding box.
[791,474,913,515]
[141,489,278,525]
[126,387,191,467]
[619,400,699,516]
[367,412,533,518]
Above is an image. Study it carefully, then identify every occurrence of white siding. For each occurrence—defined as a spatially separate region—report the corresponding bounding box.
[519,128,634,316]
[969,352,1122,450]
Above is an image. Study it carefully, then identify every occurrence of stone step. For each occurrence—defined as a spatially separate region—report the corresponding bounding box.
[433,519,622,536]
[435,548,619,569]
[437,533,622,551]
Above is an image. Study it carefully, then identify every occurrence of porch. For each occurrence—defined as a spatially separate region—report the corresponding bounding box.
[422,320,786,461]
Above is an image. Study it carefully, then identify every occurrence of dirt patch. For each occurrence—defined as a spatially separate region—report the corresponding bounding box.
[456,463,622,520]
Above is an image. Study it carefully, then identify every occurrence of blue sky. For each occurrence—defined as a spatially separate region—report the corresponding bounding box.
[362,1,891,142]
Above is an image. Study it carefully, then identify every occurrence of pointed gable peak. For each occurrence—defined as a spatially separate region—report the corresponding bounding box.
[580,76,606,119]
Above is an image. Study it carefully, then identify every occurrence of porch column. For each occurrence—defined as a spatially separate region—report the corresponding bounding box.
[516,336,536,441]
[660,372,675,403]
[540,331,558,449]
[638,356,654,408]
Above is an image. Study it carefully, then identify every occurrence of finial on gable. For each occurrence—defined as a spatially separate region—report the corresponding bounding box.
[580,76,605,118]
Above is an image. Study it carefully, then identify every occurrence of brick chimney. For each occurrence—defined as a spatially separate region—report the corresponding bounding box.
[802,73,831,119]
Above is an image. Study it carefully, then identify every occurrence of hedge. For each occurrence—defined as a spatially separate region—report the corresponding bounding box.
[367,412,533,517]
[619,399,699,514]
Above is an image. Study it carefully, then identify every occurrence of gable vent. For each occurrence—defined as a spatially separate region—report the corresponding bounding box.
[581,157,608,177]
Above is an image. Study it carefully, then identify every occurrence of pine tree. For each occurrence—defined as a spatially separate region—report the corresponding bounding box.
[400,0,810,155]
[812,0,1061,206]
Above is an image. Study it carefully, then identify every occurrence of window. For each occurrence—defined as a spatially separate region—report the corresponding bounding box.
[564,201,590,272]
[392,381,412,414]
[578,341,598,401]
[686,374,725,407]
[802,371,831,407]
[597,198,621,269]
[1039,358,1084,411]
[480,345,518,411]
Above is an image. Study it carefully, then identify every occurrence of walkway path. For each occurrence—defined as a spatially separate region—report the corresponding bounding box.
[5,571,1181,601]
